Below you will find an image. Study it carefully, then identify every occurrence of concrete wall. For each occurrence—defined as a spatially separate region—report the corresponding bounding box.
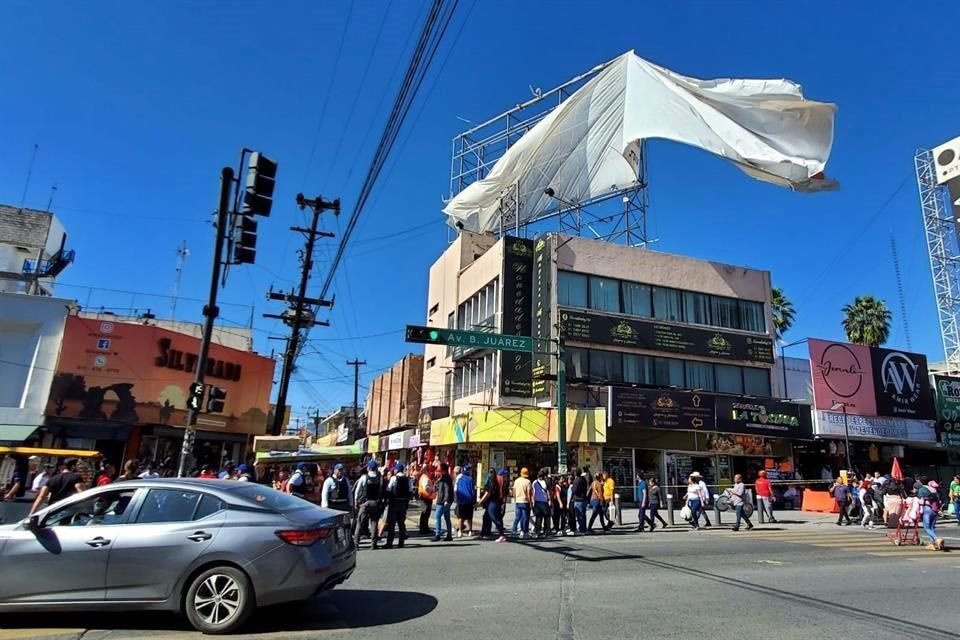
[0,293,73,433]
[366,355,424,434]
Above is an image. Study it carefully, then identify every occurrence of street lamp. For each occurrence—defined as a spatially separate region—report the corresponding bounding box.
[779,338,808,399]
[830,401,853,474]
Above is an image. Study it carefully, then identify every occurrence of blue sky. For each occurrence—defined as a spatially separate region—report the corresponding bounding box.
[2,1,958,423]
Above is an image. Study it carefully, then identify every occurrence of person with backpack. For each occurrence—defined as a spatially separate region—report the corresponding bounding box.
[478,468,508,542]
[384,463,412,549]
[455,464,477,538]
[354,460,385,550]
[286,462,313,499]
[919,478,944,551]
[321,463,353,512]
[532,469,552,538]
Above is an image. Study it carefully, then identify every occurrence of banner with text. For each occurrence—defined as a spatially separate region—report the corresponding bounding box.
[933,375,960,451]
[500,237,534,397]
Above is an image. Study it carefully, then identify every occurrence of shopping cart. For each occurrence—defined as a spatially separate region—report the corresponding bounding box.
[886,497,921,546]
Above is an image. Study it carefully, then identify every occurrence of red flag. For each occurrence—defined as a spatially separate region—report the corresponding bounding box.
[891,457,904,481]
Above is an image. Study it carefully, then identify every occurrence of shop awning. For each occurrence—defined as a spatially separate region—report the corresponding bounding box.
[255,443,364,464]
[0,425,38,444]
[0,446,101,458]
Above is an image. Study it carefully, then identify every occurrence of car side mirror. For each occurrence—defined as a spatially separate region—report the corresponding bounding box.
[26,515,42,531]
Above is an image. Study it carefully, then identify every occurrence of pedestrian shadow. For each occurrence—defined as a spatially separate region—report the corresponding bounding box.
[522,541,646,563]
[0,589,438,635]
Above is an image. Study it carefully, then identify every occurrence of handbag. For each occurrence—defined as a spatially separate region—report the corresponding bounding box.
[680,504,692,521]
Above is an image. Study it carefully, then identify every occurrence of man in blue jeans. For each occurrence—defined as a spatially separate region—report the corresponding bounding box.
[571,467,589,535]
[432,463,454,542]
[730,474,754,532]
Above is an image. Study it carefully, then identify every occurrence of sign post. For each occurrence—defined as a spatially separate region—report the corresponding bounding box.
[405,326,534,352]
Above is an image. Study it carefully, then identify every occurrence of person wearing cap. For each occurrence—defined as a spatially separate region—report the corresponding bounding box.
[286,461,313,499]
[321,463,353,512]
[29,458,85,516]
[512,467,533,539]
[432,462,455,542]
[30,461,55,494]
[218,461,236,480]
[354,460,386,549]
[384,463,412,548]
[754,470,777,524]
[455,464,477,538]
[236,464,254,482]
[918,477,945,551]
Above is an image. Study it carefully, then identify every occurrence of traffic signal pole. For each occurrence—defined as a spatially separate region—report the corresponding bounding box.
[556,331,568,475]
[178,166,234,478]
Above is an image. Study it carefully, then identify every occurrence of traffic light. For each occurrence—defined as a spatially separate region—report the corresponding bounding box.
[187,382,205,411]
[206,386,227,413]
[242,152,277,216]
[405,325,444,344]
[233,215,258,264]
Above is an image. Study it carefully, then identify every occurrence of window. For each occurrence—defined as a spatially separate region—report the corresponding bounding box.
[622,282,652,317]
[557,271,588,308]
[682,292,710,325]
[136,490,203,524]
[623,353,654,384]
[652,287,682,322]
[589,276,620,312]
[715,364,744,394]
[45,489,136,527]
[194,494,226,520]
[685,361,715,391]
[654,357,685,387]
[428,303,439,317]
[743,367,771,396]
[426,357,436,369]
[233,484,311,512]
[564,347,589,379]
[738,300,765,333]
[710,296,738,329]
[589,349,622,382]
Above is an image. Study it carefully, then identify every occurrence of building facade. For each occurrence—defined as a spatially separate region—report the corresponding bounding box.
[0,204,73,296]
[365,354,423,463]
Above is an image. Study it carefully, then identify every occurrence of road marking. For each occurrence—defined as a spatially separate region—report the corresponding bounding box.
[0,630,81,640]
[557,558,577,640]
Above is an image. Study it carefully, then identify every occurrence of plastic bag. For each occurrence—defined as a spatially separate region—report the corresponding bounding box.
[680,505,692,521]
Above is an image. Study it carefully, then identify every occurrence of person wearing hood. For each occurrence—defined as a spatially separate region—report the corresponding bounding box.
[321,463,353,512]
[354,460,385,550]
[384,463,412,548]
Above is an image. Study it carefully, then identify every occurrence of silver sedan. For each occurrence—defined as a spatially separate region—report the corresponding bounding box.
[0,478,355,634]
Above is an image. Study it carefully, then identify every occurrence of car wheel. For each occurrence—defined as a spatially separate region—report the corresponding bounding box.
[184,566,254,635]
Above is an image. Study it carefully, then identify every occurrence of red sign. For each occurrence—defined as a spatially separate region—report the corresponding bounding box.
[47,316,275,435]
[808,339,877,416]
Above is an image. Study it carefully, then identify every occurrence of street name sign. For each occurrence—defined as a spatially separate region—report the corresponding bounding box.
[405,325,533,352]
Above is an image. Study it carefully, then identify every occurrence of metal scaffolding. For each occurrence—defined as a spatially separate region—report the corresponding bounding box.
[449,60,649,246]
[916,148,960,373]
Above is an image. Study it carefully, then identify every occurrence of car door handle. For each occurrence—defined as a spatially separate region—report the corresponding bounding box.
[187,532,212,542]
[85,537,111,548]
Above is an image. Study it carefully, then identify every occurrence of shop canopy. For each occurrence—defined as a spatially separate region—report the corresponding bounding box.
[443,50,837,232]
[255,443,364,464]
[0,426,38,444]
[0,446,101,458]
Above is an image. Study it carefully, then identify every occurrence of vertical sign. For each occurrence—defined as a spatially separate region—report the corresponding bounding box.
[531,235,553,402]
[934,375,960,457]
[500,237,534,396]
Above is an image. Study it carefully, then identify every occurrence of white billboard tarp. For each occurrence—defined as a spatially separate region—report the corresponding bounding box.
[444,51,837,232]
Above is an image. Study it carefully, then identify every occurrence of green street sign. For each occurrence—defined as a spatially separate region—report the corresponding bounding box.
[405,325,533,352]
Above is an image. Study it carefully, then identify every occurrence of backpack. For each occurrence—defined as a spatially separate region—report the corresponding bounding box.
[456,474,476,504]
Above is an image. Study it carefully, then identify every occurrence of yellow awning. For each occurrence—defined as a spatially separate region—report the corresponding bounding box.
[0,446,101,458]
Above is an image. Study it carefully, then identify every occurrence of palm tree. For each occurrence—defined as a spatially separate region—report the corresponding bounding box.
[842,296,892,347]
[771,287,795,340]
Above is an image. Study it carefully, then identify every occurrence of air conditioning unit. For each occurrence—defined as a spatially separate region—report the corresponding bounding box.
[932,135,960,185]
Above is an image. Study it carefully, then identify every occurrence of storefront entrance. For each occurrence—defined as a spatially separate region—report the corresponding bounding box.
[665,452,717,495]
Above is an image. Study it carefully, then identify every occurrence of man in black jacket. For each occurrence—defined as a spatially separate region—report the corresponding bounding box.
[384,463,412,549]
[432,463,454,542]
[354,460,385,549]
[571,467,589,535]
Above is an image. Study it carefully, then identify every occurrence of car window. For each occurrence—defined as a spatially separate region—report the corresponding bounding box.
[44,489,137,527]
[232,484,311,512]
[136,489,202,524]
[194,494,226,520]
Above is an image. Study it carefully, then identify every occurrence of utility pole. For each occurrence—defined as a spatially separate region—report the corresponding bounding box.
[347,358,366,437]
[313,407,321,439]
[265,193,339,435]
[178,167,233,478]
[555,330,568,475]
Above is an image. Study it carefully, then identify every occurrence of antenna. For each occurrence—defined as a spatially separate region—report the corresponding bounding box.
[171,241,190,319]
[890,230,912,350]
[20,144,39,208]
[46,184,58,212]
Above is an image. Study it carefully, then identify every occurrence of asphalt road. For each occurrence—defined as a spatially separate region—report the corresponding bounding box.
[4,517,960,640]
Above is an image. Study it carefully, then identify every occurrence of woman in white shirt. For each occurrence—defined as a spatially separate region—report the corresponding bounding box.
[685,477,702,530]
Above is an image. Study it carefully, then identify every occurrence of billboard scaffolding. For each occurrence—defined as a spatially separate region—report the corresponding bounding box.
[915,148,960,374]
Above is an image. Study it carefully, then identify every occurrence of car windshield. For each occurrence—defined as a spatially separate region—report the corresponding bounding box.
[231,484,312,513]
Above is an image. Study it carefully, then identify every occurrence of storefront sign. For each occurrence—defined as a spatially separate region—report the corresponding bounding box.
[366,435,380,453]
[815,411,936,443]
[48,316,274,435]
[429,408,607,446]
[500,237,534,396]
[715,397,813,438]
[608,387,716,430]
[531,236,553,402]
[379,436,391,452]
[870,347,934,419]
[933,375,960,450]
[387,430,413,450]
[560,310,774,364]
[408,434,421,448]
[705,433,773,456]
